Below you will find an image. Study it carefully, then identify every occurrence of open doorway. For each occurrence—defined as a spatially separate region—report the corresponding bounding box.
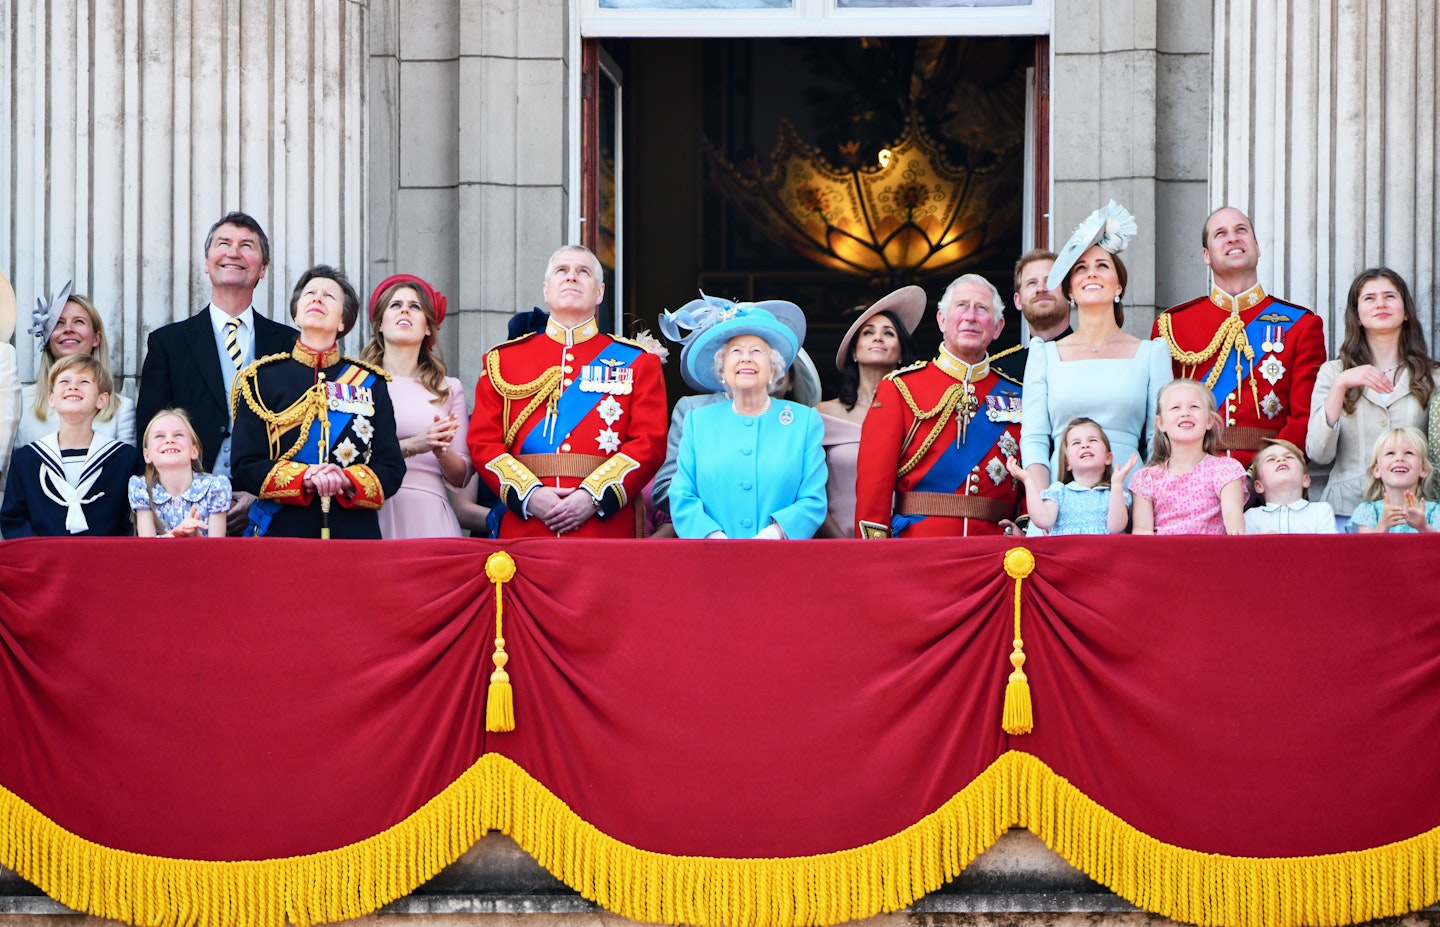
[583,35,1046,402]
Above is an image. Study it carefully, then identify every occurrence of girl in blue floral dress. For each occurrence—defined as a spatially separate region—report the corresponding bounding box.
[129,409,231,537]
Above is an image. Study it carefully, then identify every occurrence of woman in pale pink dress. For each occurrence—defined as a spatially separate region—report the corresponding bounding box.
[814,286,923,536]
[361,275,472,538]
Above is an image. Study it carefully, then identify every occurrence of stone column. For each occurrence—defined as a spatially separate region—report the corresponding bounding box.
[454,0,570,387]
[1,0,368,390]
[1051,0,1212,331]
[1211,0,1439,350]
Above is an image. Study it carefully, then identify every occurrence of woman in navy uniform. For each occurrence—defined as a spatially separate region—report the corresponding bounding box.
[231,265,405,538]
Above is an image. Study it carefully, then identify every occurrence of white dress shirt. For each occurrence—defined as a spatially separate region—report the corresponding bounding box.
[1244,498,1338,534]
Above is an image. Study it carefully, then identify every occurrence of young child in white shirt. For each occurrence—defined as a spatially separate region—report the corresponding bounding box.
[1244,438,1338,534]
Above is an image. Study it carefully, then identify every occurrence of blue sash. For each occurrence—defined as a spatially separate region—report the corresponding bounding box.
[891,382,1017,536]
[1204,302,1304,404]
[249,363,380,536]
[519,342,642,454]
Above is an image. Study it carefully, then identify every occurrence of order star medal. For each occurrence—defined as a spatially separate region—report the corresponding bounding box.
[986,456,1007,485]
[1258,354,1286,385]
[333,437,360,468]
[352,414,374,446]
[1260,390,1284,420]
[596,428,621,453]
[597,395,624,426]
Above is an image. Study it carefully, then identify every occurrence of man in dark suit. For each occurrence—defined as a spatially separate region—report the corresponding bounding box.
[136,211,296,529]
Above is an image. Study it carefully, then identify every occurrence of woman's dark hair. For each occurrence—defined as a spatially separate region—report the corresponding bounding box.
[289,265,361,337]
[1061,250,1129,327]
[1338,267,1435,415]
[838,309,917,411]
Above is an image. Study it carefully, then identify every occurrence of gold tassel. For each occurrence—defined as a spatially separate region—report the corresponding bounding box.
[485,551,517,732]
[1001,547,1035,735]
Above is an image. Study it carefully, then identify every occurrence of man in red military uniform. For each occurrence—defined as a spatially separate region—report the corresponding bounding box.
[1152,207,1325,467]
[855,274,1023,538]
[468,245,667,538]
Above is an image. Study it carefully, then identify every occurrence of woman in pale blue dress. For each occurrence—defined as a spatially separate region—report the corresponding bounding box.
[1020,202,1172,488]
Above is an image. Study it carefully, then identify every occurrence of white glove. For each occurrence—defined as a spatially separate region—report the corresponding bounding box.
[753,522,785,540]
[705,530,729,539]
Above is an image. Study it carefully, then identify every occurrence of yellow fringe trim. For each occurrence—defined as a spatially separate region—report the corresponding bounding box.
[1,750,1438,927]
[0,753,501,927]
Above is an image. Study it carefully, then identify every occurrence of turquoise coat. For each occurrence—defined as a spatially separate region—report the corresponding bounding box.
[670,399,827,539]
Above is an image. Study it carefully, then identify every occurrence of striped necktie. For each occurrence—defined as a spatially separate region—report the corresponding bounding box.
[224,319,243,369]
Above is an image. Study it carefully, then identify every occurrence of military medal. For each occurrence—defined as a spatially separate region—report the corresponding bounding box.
[581,360,635,395]
[326,382,375,415]
[1260,390,1284,420]
[985,392,1022,423]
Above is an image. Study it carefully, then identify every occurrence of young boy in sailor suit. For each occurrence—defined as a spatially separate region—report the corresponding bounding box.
[1,354,142,537]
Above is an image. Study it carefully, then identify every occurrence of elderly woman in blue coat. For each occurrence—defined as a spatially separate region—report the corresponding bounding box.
[669,301,827,539]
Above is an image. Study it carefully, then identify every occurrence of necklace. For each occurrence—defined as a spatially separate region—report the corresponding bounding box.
[1083,332,1119,354]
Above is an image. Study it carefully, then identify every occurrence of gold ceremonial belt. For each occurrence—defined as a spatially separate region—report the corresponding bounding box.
[517,453,608,479]
[896,492,1009,523]
[1219,426,1279,452]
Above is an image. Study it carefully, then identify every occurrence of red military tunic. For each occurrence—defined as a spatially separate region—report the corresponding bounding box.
[467,316,667,538]
[1152,283,1325,468]
[854,348,1023,538]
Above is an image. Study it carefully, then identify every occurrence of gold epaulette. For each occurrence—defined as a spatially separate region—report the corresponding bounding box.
[611,334,647,351]
[342,355,392,381]
[494,331,540,349]
[884,360,928,381]
[989,343,1023,361]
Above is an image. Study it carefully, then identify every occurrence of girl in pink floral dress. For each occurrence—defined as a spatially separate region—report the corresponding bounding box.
[1129,379,1247,535]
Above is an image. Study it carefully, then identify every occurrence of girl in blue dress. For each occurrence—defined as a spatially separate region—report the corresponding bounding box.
[1351,427,1440,533]
[1007,417,1136,535]
[130,409,231,537]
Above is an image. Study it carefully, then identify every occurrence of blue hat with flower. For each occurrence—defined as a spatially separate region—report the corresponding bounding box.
[660,293,806,394]
[1047,200,1138,292]
[30,280,74,345]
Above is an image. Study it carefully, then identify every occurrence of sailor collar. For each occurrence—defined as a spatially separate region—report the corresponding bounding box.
[293,341,341,368]
[546,316,600,347]
[933,345,990,383]
[1209,282,1266,315]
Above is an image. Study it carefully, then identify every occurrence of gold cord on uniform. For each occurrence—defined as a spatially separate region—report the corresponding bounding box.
[1156,311,1261,415]
[892,381,975,477]
[485,352,563,446]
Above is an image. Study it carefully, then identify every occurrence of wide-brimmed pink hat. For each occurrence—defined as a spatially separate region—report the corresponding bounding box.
[834,285,926,372]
